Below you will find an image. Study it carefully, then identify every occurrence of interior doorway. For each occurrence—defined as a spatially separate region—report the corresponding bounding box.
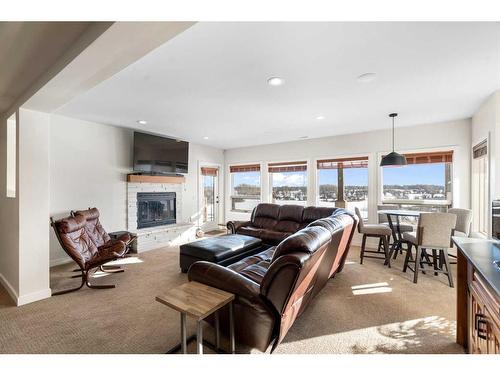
[199,164,221,232]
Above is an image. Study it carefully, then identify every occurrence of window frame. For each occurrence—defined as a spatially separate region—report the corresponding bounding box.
[268,160,308,206]
[378,147,456,208]
[314,154,370,220]
[228,163,262,213]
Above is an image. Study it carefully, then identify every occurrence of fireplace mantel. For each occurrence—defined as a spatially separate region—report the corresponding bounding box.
[127,174,185,184]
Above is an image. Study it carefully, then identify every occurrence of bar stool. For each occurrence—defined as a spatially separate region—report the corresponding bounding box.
[402,212,457,287]
[355,207,392,267]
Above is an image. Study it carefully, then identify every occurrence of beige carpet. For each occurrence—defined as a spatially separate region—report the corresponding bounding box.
[0,245,464,354]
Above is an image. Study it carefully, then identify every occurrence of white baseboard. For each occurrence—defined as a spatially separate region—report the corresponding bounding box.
[0,272,52,306]
[17,288,51,306]
[50,256,72,267]
[0,272,19,304]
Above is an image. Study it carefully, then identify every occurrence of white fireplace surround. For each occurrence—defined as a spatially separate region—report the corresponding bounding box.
[127,181,195,252]
[127,182,183,231]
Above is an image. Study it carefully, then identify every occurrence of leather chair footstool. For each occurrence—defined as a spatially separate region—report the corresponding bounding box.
[179,234,264,273]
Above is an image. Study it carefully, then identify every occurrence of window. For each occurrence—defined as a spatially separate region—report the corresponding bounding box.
[381,151,453,209]
[269,161,307,206]
[472,141,488,235]
[201,167,219,223]
[6,113,16,198]
[317,157,368,219]
[230,164,261,212]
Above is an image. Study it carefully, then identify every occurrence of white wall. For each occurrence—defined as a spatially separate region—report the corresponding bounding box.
[0,112,20,302]
[472,91,500,198]
[18,109,51,304]
[0,108,52,305]
[224,118,472,246]
[49,115,133,265]
[49,114,224,265]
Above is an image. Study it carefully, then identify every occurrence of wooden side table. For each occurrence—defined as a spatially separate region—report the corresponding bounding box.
[156,281,235,354]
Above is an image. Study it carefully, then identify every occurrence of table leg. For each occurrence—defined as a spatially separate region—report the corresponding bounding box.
[181,313,187,354]
[215,310,220,350]
[196,321,203,354]
[229,302,235,354]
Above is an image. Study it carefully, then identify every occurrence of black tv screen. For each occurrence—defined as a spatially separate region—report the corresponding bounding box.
[133,132,189,174]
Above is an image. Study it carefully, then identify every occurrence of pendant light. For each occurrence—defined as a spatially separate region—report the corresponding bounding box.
[380,113,407,167]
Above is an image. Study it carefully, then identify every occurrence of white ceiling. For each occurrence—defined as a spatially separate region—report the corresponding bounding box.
[56,22,500,149]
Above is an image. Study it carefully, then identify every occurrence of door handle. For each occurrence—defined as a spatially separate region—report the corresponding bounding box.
[475,313,488,340]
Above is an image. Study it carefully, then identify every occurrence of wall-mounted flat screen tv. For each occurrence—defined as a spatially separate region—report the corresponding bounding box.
[133,132,189,174]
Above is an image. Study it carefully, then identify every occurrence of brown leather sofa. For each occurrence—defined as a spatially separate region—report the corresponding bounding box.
[189,207,357,352]
[50,208,135,295]
[227,203,337,245]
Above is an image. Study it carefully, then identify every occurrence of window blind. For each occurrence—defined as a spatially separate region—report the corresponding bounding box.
[317,156,368,169]
[201,167,218,176]
[268,161,307,173]
[402,151,453,164]
[473,140,487,159]
[229,164,260,173]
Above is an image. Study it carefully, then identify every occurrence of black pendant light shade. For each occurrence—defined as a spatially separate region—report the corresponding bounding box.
[380,151,407,166]
[380,113,407,167]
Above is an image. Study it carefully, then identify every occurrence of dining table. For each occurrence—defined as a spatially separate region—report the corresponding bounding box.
[377,209,421,264]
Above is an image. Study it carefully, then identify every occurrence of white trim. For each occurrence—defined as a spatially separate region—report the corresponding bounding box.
[267,159,309,205]
[17,288,51,306]
[0,272,52,306]
[227,162,263,213]
[313,153,370,219]
[377,145,460,207]
[198,161,223,231]
[0,272,18,304]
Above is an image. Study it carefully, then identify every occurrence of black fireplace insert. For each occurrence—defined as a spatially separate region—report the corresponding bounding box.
[137,192,176,229]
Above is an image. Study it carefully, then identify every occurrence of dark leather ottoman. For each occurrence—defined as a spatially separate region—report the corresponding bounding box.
[179,234,263,273]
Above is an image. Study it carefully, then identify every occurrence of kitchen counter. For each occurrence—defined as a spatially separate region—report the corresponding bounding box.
[452,237,500,296]
[452,236,500,353]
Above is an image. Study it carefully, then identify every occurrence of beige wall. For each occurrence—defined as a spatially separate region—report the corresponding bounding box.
[49,114,225,265]
[0,112,20,301]
[18,109,51,303]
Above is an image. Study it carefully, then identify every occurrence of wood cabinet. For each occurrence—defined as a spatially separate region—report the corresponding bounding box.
[467,268,500,354]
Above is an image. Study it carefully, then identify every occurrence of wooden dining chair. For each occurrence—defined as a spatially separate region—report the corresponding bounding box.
[402,213,457,287]
[355,207,393,267]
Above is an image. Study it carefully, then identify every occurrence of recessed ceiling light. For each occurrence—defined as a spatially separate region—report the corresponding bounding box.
[267,77,285,86]
[137,120,147,125]
[203,136,209,140]
[316,116,325,120]
[357,73,377,83]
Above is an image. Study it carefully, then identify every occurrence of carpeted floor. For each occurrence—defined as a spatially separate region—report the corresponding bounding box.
[0,245,464,354]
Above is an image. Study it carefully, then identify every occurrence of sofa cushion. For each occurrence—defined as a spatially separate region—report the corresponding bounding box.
[253,203,280,229]
[228,247,275,284]
[259,229,292,245]
[236,226,263,238]
[272,226,331,262]
[302,206,336,224]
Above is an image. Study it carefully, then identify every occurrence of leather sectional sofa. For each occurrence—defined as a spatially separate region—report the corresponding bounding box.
[227,203,338,245]
[189,204,357,352]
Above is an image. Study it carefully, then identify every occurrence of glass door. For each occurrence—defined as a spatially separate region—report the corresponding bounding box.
[200,166,219,231]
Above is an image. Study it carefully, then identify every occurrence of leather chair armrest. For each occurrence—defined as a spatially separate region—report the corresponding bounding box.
[227,220,251,234]
[188,261,261,302]
[98,239,127,258]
